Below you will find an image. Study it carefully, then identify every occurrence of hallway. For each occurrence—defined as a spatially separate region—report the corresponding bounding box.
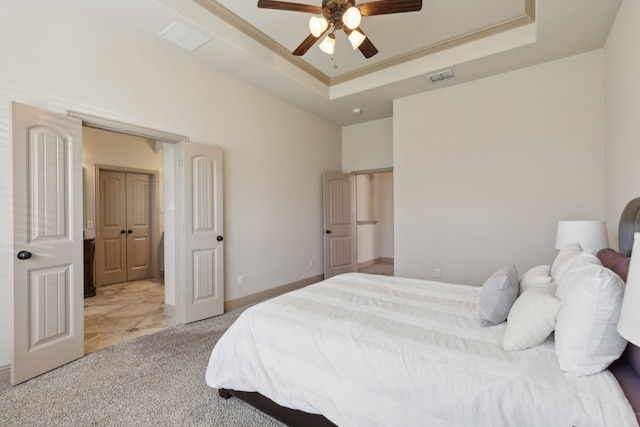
[84,278,173,354]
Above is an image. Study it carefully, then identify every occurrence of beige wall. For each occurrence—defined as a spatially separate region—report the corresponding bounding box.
[394,50,606,285]
[82,127,164,241]
[0,1,341,368]
[604,0,640,250]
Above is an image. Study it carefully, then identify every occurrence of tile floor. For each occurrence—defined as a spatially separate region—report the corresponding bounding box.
[84,278,174,354]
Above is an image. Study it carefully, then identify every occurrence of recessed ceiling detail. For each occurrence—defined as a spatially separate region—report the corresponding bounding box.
[192,0,535,86]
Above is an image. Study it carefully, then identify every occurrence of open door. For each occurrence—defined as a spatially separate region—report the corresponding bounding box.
[12,102,83,384]
[323,172,357,279]
[181,142,224,323]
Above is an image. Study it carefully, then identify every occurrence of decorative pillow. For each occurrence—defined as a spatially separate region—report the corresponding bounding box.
[519,265,553,295]
[597,248,631,282]
[550,243,582,283]
[625,344,640,378]
[479,265,519,327]
[554,262,627,376]
[502,287,562,351]
[555,251,601,302]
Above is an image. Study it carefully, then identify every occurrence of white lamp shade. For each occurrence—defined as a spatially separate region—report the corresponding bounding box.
[319,33,335,54]
[555,220,609,251]
[348,29,366,49]
[618,232,640,345]
[309,16,328,37]
[342,6,362,30]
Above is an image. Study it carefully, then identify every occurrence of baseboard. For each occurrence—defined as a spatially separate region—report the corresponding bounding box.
[224,274,324,312]
[0,364,10,383]
[357,259,378,269]
[357,258,394,269]
[164,303,175,319]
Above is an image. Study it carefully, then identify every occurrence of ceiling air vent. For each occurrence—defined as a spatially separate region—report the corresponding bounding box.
[158,22,209,52]
[428,69,454,83]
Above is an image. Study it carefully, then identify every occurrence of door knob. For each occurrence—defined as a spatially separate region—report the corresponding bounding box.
[17,250,32,260]
[216,235,224,242]
[120,230,126,234]
[325,230,331,234]
[127,229,133,234]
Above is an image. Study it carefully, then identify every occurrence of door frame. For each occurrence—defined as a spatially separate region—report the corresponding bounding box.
[69,111,188,321]
[94,165,160,286]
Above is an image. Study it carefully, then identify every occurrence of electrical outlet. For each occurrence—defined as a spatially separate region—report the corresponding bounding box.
[309,259,315,268]
[87,220,94,229]
[237,274,244,285]
[434,268,441,278]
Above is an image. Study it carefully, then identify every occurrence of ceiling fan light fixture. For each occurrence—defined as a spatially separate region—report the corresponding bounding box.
[348,29,366,49]
[342,6,362,30]
[309,16,329,37]
[319,33,336,55]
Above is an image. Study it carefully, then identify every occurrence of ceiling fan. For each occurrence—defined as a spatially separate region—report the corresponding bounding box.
[257,0,423,58]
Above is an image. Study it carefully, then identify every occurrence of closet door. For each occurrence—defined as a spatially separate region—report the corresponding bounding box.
[98,171,128,285]
[98,170,152,285]
[125,172,151,280]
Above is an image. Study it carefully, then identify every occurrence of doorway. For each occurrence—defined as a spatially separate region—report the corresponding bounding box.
[355,170,394,275]
[83,127,169,352]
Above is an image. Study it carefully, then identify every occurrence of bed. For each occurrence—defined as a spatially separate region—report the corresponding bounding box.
[205,199,640,426]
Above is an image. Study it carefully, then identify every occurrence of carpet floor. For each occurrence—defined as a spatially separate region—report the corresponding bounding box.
[0,306,285,427]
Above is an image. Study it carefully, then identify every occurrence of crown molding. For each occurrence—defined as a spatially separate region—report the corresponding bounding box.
[193,0,535,88]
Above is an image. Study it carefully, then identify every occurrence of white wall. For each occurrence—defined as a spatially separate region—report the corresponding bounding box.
[0,1,340,369]
[342,117,393,172]
[604,0,640,250]
[394,51,606,285]
[376,172,394,259]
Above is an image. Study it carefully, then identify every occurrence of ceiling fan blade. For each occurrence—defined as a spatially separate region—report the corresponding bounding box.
[344,27,378,58]
[292,33,321,56]
[257,0,322,14]
[358,0,422,17]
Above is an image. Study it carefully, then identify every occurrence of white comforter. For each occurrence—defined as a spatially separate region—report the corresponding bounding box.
[205,273,638,427]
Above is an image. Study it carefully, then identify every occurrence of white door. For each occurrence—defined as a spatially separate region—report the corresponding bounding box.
[323,172,357,279]
[181,142,224,323]
[12,102,83,385]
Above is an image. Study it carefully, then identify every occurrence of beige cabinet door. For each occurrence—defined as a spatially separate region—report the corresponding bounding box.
[323,172,357,279]
[125,173,152,281]
[98,170,127,285]
[98,171,152,285]
[12,102,84,385]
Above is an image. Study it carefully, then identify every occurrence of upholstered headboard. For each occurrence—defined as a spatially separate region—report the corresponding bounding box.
[619,197,640,256]
[608,197,640,422]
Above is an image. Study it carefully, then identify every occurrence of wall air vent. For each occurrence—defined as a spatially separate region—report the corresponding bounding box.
[158,22,210,52]
[428,69,455,83]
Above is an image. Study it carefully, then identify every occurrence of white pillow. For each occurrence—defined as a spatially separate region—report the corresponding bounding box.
[550,243,582,283]
[554,261,627,376]
[555,251,601,302]
[519,265,553,295]
[478,265,519,327]
[503,287,561,351]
